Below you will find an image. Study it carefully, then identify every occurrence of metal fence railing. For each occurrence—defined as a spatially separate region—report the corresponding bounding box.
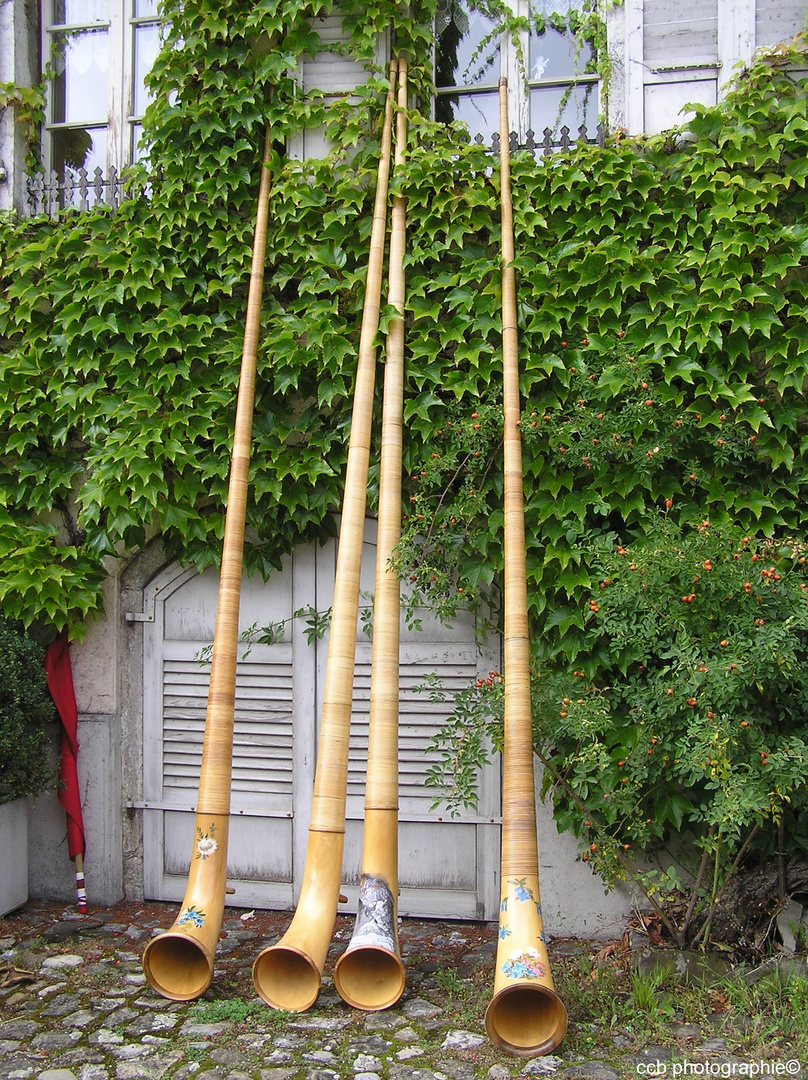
[25,165,133,218]
[489,122,607,155]
[23,124,606,218]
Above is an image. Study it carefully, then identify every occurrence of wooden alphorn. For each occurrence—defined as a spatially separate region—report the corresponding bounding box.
[333,55,409,1012]
[484,79,568,1056]
[251,63,398,1013]
[142,126,274,1001]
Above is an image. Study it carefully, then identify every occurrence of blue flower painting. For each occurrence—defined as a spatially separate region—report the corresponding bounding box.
[501,947,546,981]
[177,905,206,928]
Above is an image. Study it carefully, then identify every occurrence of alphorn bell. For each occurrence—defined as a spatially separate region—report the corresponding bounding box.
[333,56,409,1012]
[141,127,274,1001]
[252,63,398,1013]
[484,79,568,1056]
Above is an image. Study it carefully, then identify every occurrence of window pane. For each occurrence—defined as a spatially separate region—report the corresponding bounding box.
[52,1,108,25]
[52,126,107,174]
[131,122,151,163]
[529,1,591,81]
[134,0,160,14]
[529,82,597,140]
[529,22,594,81]
[51,29,109,124]
[435,0,500,89]
[435,89,499,145]
[133,22,160,115]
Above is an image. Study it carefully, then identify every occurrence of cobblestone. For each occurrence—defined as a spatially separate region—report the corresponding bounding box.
[0,900,793,1080]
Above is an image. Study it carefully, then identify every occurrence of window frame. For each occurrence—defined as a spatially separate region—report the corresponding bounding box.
[41,1,160,180]
[433,0,600,147]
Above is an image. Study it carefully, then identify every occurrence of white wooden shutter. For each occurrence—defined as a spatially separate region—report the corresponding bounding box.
[142,552,316,908]
[161,643,295,815]
[321,529,502,921]
[143,527,501,919]
[621,0,807,137]
[755,0,807,48]
[288,5,387,160]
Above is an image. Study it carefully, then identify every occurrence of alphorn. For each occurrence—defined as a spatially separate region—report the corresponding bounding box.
[141,127,274,1001]
[333,56,409,1012]
[252,63,398,1013]
[484,79,568,1056]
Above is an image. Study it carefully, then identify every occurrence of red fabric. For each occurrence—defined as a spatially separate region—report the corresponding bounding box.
[45,631,86,860]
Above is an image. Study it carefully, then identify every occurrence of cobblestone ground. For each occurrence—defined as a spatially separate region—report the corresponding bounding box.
[0,900,799,1080]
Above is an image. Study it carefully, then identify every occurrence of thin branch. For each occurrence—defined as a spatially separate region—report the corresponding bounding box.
[681,823,716,941]
[690,823,760,950]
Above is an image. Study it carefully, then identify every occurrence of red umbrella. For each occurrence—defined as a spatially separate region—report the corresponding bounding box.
[44,631,87,912]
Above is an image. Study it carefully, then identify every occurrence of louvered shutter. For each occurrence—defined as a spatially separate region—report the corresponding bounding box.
[143,555,314,908]
[288,5,385,160]
[143,527,501,919]
[622,0,807,137]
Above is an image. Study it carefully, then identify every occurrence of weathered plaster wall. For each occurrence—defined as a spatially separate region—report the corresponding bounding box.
[534,771,639,940]
[119,538,170,902]
[27,571,124,906]
[0,0,38,213]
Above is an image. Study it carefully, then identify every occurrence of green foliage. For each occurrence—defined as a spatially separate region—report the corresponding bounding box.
[399,35,808,662]
[1,0,606,639]
[629,966,675,1021]
[195,604,337,664]
[535,519,808,911]
[417,669,504,813]
[189,997,262,1023]
[424,517,808,945]
[0,4,807,673]
[0,619,58,804]
[0,80,48,170]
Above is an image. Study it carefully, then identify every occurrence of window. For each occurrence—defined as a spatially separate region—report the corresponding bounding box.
[42,0,160,184]
[434,0,599,148]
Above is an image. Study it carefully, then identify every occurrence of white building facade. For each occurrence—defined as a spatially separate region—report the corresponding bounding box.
[1,1,806,935]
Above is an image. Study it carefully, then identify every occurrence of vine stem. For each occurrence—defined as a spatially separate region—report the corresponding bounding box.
[689,823,759,950]
[697,828,723,952]
[778,816,786,903]
[680,823,716,942]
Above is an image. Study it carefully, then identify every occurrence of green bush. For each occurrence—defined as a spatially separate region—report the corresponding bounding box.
[425,517,808,946]
[534,518,808,940]
[0,619,58,804]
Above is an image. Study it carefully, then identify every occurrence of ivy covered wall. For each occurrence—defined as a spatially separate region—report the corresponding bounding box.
[0,0,807,655]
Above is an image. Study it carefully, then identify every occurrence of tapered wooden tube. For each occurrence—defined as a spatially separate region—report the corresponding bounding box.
[141,127,275,1002]
[333,56,408,1012]
[484,79,568,1057]
[252,63,398,1013]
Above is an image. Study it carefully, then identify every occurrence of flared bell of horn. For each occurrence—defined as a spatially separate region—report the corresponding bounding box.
[484,78,567,1055]
[333,55,408,1015]
[333,815,405,1011]
[142,812,230,1000]
[252,63,399,1013]
[485,874,567,1055]
[141,126,274,1001]
[251,828,344,1011]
